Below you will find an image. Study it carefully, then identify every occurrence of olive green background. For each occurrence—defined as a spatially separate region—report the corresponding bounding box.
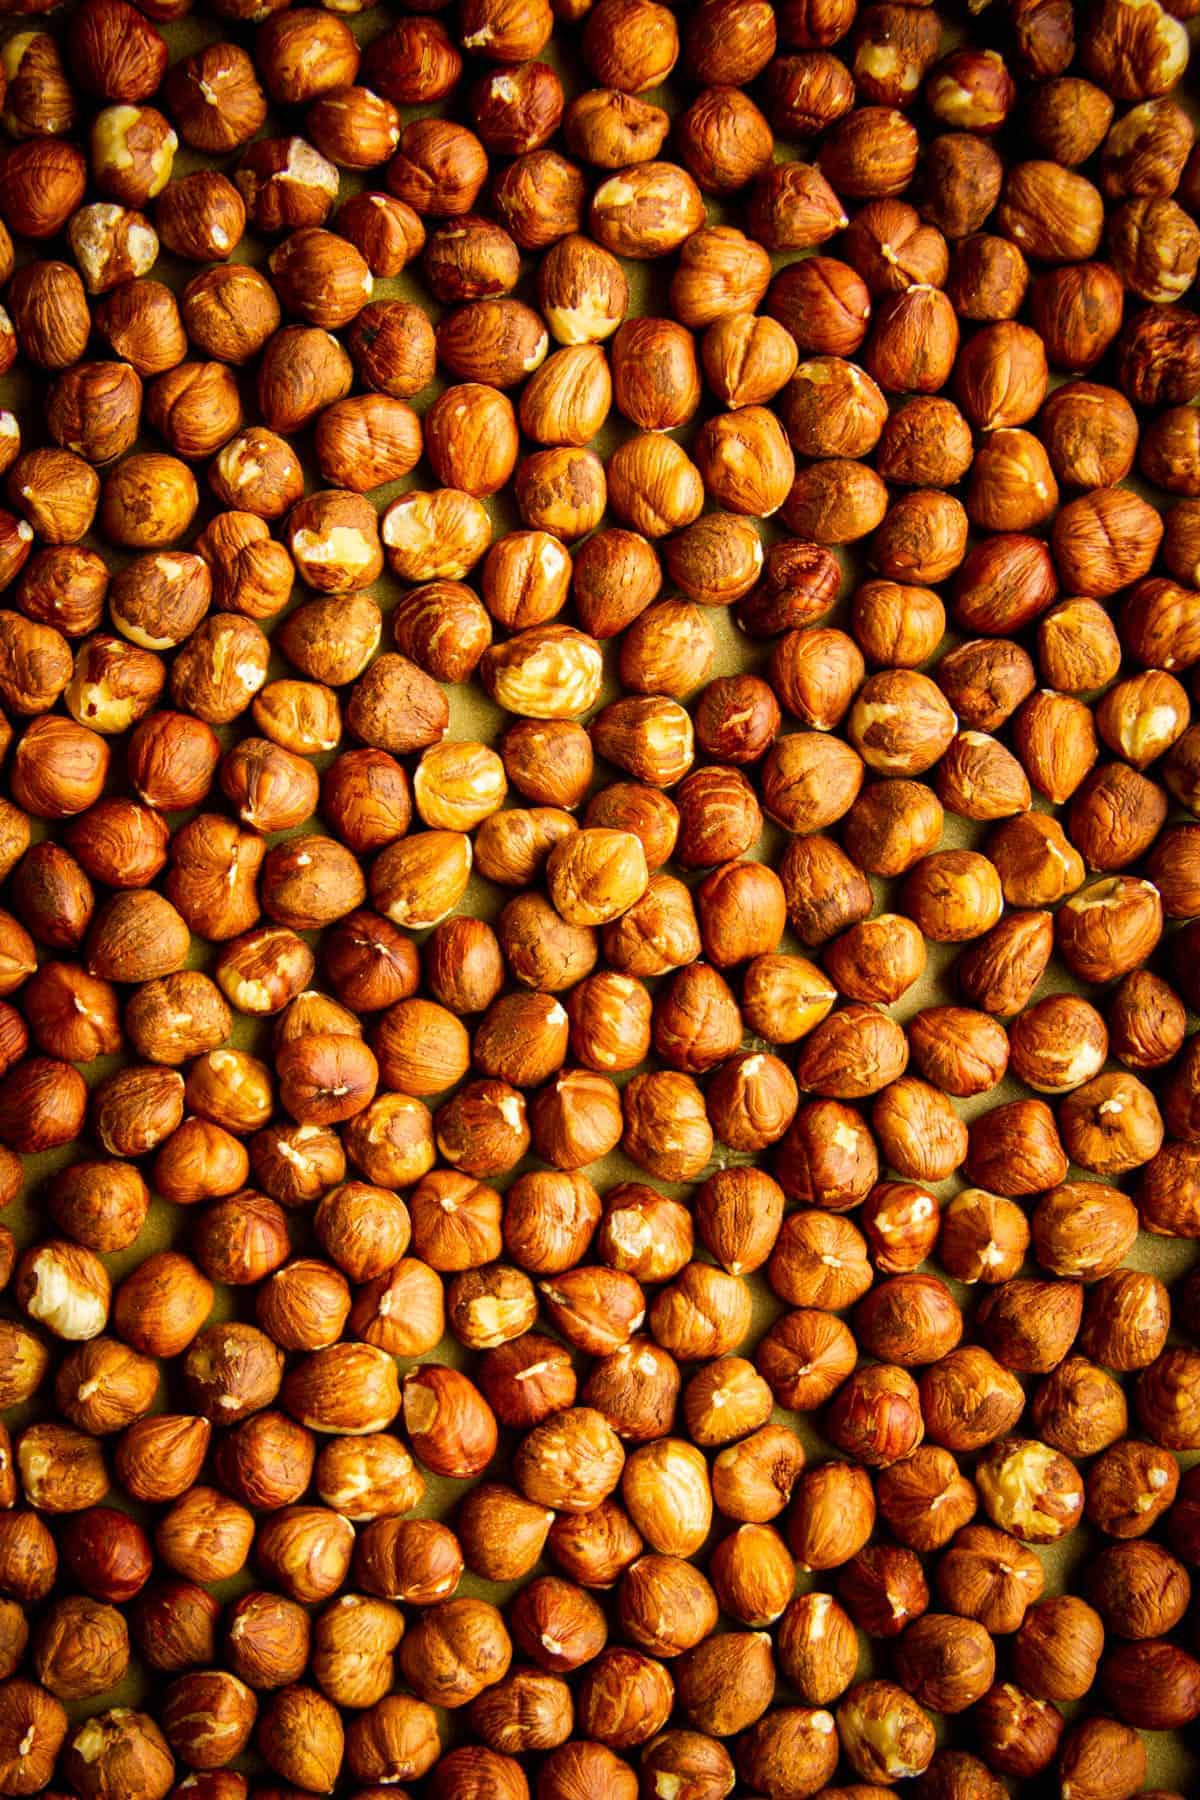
[0,1,1198,1792]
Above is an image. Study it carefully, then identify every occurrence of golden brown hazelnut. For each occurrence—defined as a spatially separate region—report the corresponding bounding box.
[782,1461,875,1575]
[823,1362,925,1469]
[696,314,795,414]
[222,1589,311,1694]
[893,1613,996,1718]
[1,139,87,239]
[1023,75,1111,170]
[772,1105,875,1222]
[572,1644,673,1750]
[676,85,773,194]
[944,236,1028,332]
[971,1436,1086,1546]
[865,283,959,395]
[253,1505,353,1606]
[971,1681,1065,1779]
[254,1257,351,1355]
[673,1632,774,1739]
[682,1357,774,1454]
[1031,1353,1128,1460]
[1057,1063,1164,1175]
[1056,1717,1147,1800]
[921,130,1007,239]
[915,1342,1025,1461]
[853,1275,962,1371]
[1100,1640,1200,1732]
[179,266,280,371]
[1076,1270,1171,1381]
[57,1706,172,1800]
[443,1263,536,1352]
[32,1594,127,1703]
[835,1680,935,1785]
[1110,966,1187,1068]
[539,1742,636,1800]
[162,37,265,149]
[353,1516,462,1610]
[737,1708,842,1799]
[333,193,424,285]
[848,5,940,106]
[773,1590,859,1706]
[161,1670,257,1770]
[1087,1538,1191,1643]
[706,1424,805,1529]
[257,1685,345,1794]
[1054,873,1165,988]
[255,326,353,438]
[763,44,854,137]
[2,33,75,141]
[1102,92,1193,197]
[676,404,786,525]
[504,1169,601,1275]
[613,1552,718,1658]
[873,1447,978,1561]
[756,1309,856,1413]
[597,1186,692,1285]
[55,1504,152,1609]
[973,1272,1083,1374]
[431,397,529,510]
[931,1525,1043,1645]
[818,103,920,197]
[475,1337,575,1438]
[392,1595,511,1714]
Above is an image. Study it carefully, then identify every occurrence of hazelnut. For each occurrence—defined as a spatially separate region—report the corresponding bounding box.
[971,1683,1064,1778]
[837,1680,935,1785]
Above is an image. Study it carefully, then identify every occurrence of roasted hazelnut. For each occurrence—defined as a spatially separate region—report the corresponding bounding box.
[894,1613,996,1716]
[836,1680,935,1785]
[1100,1640,1200,1731]
[1,139,87,239]
[774,1107,877,1216]
[672,1633,773,1738]
[1025,75,1114,167]
[181,265,280,368]
[596,1187,692,1286]
[258,1686,345,1793]
[757,1308,856,1413]
[971,1683,1064,1779]
[33,1594,128,1702]
[818,103,920,197]
[944,233,1029,326]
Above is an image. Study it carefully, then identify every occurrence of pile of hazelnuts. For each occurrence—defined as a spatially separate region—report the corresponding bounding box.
[0,0,1199,1794]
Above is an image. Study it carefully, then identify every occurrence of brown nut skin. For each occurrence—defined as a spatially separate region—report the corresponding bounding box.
[975,1278,1084,1376]
[919,1345,1026,1457]
[1009,1595,1105,1704]
[1053,1718,1146,1800]
[32,1595,128,1702]
[965,1100,1069,1197]
[876,1447,978,1556]
[969,1683,1064,1779]
[824,1364,925,1469]
[854,1185,930,1282]
[893,1613,996,1716]
[836,1542,929,1642]
[769,1212,872,1310]
[1100,1641,1200,1731]
[935,1523,1044,1638]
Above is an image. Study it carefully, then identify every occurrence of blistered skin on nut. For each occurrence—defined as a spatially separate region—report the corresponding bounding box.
[0,0,1194,1784]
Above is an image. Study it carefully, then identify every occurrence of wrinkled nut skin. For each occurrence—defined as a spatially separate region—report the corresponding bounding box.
[0,0,1189,1789]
